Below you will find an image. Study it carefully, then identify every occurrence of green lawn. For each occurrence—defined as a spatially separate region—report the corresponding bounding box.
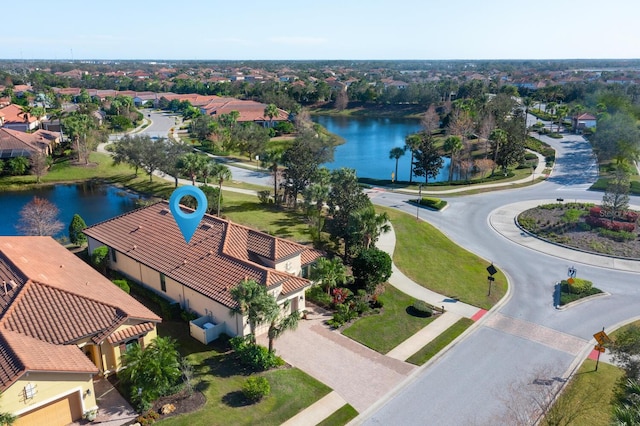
[541,359,622,426]
[156,321,331,426]
[406,318,474,365]
[378,206,507,310]
[342,284,437,354]
[316,404,358,426]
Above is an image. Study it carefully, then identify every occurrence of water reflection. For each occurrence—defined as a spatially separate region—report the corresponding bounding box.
[314,115,450,181]
[0,182,147,238]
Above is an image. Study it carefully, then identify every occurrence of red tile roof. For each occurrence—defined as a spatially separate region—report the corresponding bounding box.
[0,104,36,124]
[201,98,289,122]
[84,201,321,309]
[0,237,160,392]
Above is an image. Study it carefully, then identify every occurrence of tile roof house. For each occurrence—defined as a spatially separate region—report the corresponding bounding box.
[84,201,322,339]
[200,98,289,127]
[0,104,39,132]
[0,237,161,426]
[572,113,597,133]
[0,128,59,159]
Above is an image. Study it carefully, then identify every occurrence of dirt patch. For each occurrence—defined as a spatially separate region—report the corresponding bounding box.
[151,389,206,419]
[518,203,640,258]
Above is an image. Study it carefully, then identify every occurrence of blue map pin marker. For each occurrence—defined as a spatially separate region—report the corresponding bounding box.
[169,186,208,244]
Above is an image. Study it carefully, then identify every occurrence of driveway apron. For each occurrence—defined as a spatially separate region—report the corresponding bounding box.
[259,306,415,413]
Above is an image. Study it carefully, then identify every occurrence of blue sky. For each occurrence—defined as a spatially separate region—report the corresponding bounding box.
[2,0,639,60]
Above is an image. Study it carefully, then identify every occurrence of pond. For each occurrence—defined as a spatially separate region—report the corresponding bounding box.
[313,115,450,182]
[0,182,148,239]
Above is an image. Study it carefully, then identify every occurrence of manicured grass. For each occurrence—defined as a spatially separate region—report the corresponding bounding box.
[342,284,437,354]
[406,318,474,365]
[156,321,331,426]
[378,207,507,310]
[541,359,622,426]
[221,191,312,244]
[316,404,358,426]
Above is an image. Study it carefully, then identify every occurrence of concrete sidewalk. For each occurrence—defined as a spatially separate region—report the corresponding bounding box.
[386,311,463,361]
[282,391,347,426]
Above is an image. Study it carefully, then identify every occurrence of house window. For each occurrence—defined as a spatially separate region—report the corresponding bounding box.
[160,273,166,292]
[125,339,139,352]
[110,248,117,263]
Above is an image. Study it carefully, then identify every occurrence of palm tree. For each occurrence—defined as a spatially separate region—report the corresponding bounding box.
[522,97,535,137]
[349,205,391,250]
[210,163,232,216]
[443,136,463,182]
[266,301,299,353]
[556,105,569,133]
[261,148,284,204]
[229,279,275,343]
[178,152,206,185]
[264,103,279,128]
[388,147,405,182]
[311,257,349,295]
[489,128,508,175]
[404,134,421,184]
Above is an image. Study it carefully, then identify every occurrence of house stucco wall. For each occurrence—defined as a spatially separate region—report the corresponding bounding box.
[1,373,95,418]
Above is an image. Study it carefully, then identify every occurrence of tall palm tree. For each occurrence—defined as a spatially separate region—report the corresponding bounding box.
[267,300,299,353]
[261,148,284,203]
[522,97,535,138]
[179,152,206,186]
[404,134,421,184]
[349,205,391,250]
[556,105,569,133]
[388,147,405,182]
[229,279,275,343]
[210,163,232,216]
[264,103,279,128]
[443,136,463,182]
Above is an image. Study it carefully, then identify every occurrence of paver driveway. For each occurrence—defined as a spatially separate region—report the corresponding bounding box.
[258,306,415,412]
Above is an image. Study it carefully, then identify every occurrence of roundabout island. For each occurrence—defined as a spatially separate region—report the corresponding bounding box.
[361,129,640,424]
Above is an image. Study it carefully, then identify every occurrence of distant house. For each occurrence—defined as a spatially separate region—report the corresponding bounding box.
[0,104,40,131]
[200,98,289,127]
[83,201,322,338]
[0,128,59,158]
[0,237,160,426]
[572,113,597,133]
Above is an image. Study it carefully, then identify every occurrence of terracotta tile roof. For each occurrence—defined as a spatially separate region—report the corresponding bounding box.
[2,281,128,345]
[301,248,324,266]
[0,237,160,392]
[0,104,36,124]
[107,322,155,344]
[84,201,316,307]
[201,98,289,122]
[0,128,42,156]
[2,329,97,377]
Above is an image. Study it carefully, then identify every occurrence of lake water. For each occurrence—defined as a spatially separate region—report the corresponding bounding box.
[314,115,450,182]
[0,182,146,238]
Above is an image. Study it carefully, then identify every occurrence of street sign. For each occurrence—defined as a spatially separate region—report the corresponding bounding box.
[594,330,612,345]
[568,266,577,278]
[567,277,575,285]
[594,344,606,353]
[487,276,495,282]
[487,264,497,276]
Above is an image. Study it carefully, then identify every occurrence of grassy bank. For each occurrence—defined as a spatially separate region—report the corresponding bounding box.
[377,206,507,310]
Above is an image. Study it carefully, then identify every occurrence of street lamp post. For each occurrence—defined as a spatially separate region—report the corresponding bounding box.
[416,183,423,220]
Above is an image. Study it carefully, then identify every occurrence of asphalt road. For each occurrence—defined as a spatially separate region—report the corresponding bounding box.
[126,111,638,423]
[138,109,273,187]
[360,129,640,424]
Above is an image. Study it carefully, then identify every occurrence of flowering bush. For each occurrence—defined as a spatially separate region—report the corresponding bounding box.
[585,216,635,232]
